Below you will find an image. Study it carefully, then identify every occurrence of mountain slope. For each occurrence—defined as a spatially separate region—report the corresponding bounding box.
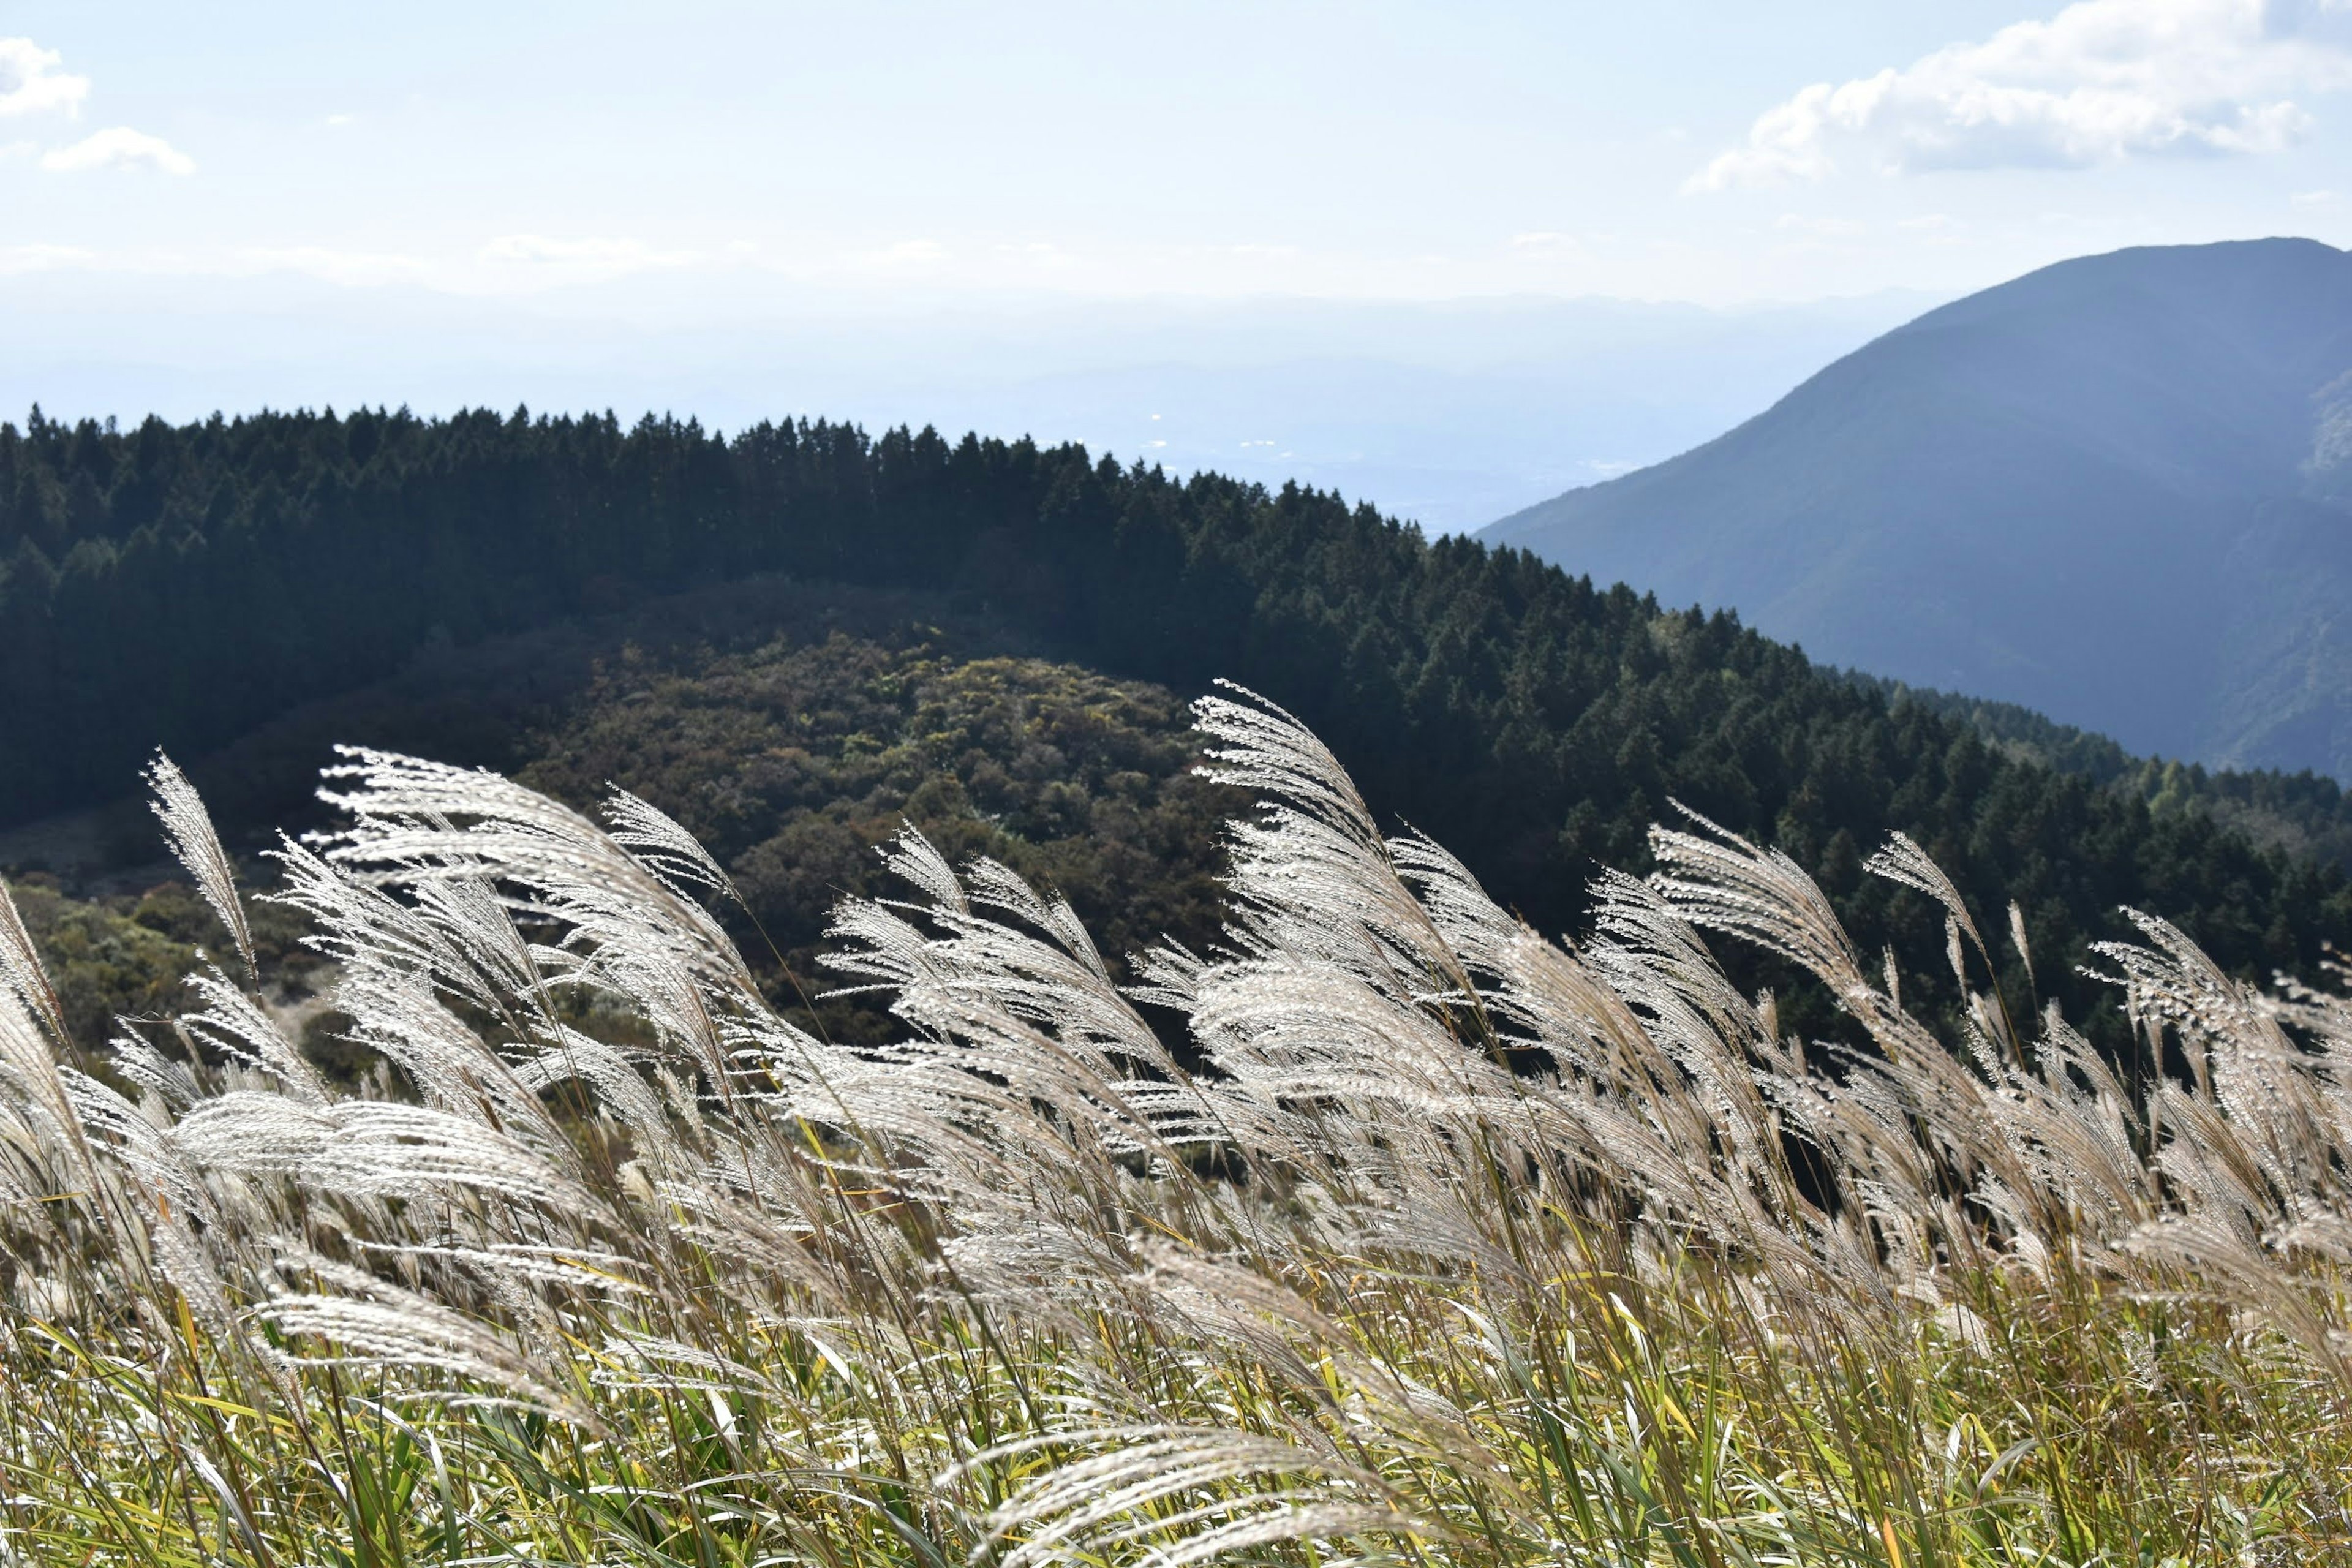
[1485,238,2352,775]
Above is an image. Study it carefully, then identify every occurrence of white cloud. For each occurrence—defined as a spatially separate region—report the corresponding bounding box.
[861,238,950,270]
[1692,0,2352,190]
[1510,230,1585,254]
[41,127,195,175]
[2293,185,2343,202]
[0,243,95,274]
[1773,213,1868,236]
[242,246,432,287]
[0,37,87,118]
[478,234,700,274]
[992,239,1075,270]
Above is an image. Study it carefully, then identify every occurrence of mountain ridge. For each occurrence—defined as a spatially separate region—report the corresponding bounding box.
[1486,237,2352,777]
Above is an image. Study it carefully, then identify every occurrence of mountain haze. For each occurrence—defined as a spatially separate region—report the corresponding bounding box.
[1487,238,2352,777]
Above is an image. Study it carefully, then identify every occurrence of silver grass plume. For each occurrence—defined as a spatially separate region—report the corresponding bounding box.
[946,1425,1418,1568]
[144,751,257,983]
[256,1251,602,1430]
[0,878,66,1047]
[605,784,744,906]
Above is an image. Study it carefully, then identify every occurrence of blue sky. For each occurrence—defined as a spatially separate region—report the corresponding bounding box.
[6,2,2351,526]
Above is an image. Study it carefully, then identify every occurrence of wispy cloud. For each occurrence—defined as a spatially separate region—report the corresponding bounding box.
[1691,0,2352,191]
[863,237,950,270]
[1773,213,1866,237]
[0,37,88,118]
[478,234,702,276]
[0,242,95,274]
[42,127,195,175]
[241,246,432,287]
[1509,230,1585,256]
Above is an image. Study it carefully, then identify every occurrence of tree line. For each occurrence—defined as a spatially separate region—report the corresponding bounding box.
[6,402,2348,1043]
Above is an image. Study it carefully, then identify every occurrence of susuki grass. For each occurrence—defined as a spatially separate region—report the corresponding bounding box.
[1,683,2349,1566]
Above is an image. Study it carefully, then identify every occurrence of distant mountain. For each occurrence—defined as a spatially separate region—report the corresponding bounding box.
[1485,239,2352,778]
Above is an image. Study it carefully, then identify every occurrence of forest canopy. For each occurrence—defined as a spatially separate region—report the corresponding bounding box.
[6,404,2351,1050]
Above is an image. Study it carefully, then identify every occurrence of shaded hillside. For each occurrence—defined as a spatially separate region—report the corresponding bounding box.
[4,404,2352,1055]
[1487,239,2352,777]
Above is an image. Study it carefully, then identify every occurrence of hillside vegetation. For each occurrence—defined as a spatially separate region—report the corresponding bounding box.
[2,696,2350,1562]
[7,405,2352,1058]
[511,634,1240,1042]
[1490,238,2352,775]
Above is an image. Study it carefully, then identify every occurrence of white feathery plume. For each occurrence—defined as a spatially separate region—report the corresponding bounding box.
[1866,830,1988,967]
[312,747,758,1004]
[326,968,573,1163]
[146,1203,241,1347]
[60,1068,211,1229]
[256,1251,602,1429]
[511,1027,683,1167]
[1194,684,1471,1006]
[1651,804,1864,997]
[949,1425,1417,1568]
[178,967,330,1106]
[604,785,743,905]
[144,752,256,983]
[172,1093,600,1218]
[0,878,66,1047]
[268,837,517,1022]
[106,1031,202,1112]
[0,984,96,1202]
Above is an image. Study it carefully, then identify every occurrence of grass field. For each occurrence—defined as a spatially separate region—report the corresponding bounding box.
[1,688,2347,1566]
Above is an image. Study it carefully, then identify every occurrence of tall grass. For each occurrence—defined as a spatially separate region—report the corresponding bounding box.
[1,684,2348,1565]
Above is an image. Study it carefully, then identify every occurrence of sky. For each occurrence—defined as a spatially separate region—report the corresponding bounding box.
[6,1,2351,526]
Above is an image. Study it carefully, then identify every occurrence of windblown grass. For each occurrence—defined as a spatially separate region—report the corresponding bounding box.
[1,683,2348,1565]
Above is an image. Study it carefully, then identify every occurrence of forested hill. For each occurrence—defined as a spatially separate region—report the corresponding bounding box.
[5,404,2351,1045]
[1849,672,2352,874]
